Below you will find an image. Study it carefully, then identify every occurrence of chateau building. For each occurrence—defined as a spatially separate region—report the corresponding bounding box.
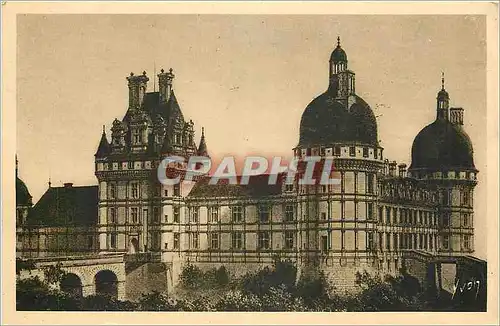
[17,39,478,289]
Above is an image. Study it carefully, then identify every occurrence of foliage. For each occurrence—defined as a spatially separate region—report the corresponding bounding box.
[16,258,36,275]
[215,265,229,286]
[43,262,67,285]
[349,271,425,311]
[19,258,479,312]
[240,259,297,295]
[179,263,231,289]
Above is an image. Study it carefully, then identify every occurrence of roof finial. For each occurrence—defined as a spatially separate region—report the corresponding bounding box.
[48,176,51,188]
[15,154,18,177]
[201,127,205,137]
[337,36,341,47]
[441,71,445,90]
[102,125,105,134]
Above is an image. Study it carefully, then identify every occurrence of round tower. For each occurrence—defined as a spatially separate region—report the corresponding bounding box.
[294,38,384,282]
[408,75,477,255]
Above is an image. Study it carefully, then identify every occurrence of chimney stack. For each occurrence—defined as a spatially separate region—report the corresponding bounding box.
[158,68,175,103]
[398,163,407,178]
[126,71,149,110]
[449,107,464,126]
[388,161,397,177]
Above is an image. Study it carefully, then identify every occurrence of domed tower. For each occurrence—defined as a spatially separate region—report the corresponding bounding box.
[408,74,477,255]
[294,38,384,279]
[16,155,32,226]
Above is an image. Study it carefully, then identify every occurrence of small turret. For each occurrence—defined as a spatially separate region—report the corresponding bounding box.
[95,125,111,158]
[197,127,209,157]
[436,72,450,121]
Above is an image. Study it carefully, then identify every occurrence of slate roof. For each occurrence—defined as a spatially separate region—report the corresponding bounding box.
[188,174,286,199]
[409,119,476,171]
[298,92,378,147]
[27,185,98,227]
[16,177,32,207]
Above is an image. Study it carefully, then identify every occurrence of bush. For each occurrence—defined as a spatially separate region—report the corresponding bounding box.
[215,266,229,286]
[179,264,205,288]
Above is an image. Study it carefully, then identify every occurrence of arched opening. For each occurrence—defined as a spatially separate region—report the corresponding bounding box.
[60,273,83,298]
[94,270,118,299]
[129,237,139,254]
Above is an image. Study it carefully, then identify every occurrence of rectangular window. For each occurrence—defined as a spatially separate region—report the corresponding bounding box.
[367,233,374,250]
[231,206,243,222]
[367,203,373,220]
[321,212,327,220]
[173,206,180,223]
[109,184,116,199]
[87,235,93,249]
[258,205,270,223]
[462,190,470,206]
[419,211,423,224]
[173,184,181,197]
[209,206,219,223]
[464,235,471,250]
[363,147,369,158]
[258,231,270,250]
[443,235,450,249]
[424,234,428,250]
[231,232,243,249]
[443,214,450,227]
[429,234,434,250]
[133,130,141,144]
[349,146,356,157]
[463,213,469,227]
[386,233,391,250]
[173,233,180,249]
[285,184,294,192]
[128,161,134,169]
[367,173,374,194]
[191,233,199,249]
[151,232,161,250]
[442,190,450,205]
[379,233,383,251]
[386,208,391,224]
[131,183,139,198]
[191,207,199,223]
[378,206,383,222]
[321,235,328,252]
[285,205,294,222]
[153,207,160,224]
[110,233,117,249]
[143,209,148,224]
[334,146,341,156]
[393,234,398,251]
[209,233,220,249]
[419,234,423,249]
[131,208,138,224]
[164,189,168,197]
[284,231,294,249]
[109,208,116,224]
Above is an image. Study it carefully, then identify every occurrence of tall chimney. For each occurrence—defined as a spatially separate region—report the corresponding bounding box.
[127,71,149,110]
[398,163,407,178]
[449,107,464,126]
[158,68,175,103]
[388,161,397,177]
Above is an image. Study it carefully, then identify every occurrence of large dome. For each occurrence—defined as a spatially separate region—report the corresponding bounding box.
[409,119,475,171]
[298,90,378,147]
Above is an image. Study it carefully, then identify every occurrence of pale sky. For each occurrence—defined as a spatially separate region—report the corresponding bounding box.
[17,15,486,258]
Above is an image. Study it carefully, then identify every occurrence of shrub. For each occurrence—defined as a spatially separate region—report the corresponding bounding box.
[215,266,229,286]
[179,264,205,288]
